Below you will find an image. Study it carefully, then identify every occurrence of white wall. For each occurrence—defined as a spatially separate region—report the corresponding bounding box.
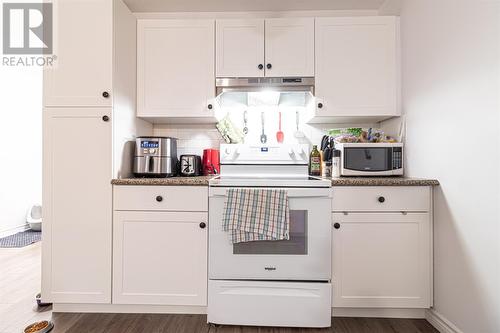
[398,0,500,332]
[0,66,43,236]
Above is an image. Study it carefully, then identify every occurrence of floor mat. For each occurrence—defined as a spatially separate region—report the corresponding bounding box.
[0,230,41,248]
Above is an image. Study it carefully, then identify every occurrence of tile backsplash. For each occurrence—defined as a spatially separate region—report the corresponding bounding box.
[153,124,225,156]
[153,121,379,157]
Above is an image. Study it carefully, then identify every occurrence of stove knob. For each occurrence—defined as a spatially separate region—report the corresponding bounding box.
[224,148,231,155]
[288,149,295,156]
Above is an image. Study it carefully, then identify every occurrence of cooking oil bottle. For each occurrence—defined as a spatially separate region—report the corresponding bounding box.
[309,145,322,177]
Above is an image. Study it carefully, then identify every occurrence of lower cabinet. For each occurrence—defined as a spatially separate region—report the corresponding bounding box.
[332,186,433,309]
[112,210,208,305]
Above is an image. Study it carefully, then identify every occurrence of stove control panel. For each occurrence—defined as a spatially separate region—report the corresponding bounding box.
[220,144,310,165]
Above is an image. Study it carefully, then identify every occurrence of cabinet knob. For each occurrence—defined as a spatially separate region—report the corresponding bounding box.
[258,64,264,70]
[102,91,110,98]
[266,63,272,69]
[318,102,324,109]
[207,104,213,110]
[334,223,341,230]
[156,195,163,202]
[102,115,110,122]
[378,196,386,203]
[199,222,207,229]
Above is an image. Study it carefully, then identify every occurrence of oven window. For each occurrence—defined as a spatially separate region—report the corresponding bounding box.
[344,147,391,171]
[233,210,308,255]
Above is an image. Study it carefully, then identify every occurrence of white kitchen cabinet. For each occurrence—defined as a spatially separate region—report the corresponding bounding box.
[265,18,315,77]
[112,211,208,306]
[42,108,112,303]
[44,0,112,107]
[137,20,215,120]
[216,19,265,77]
[216,18,314,77]
[331,186,432,309]
[332,212,431,308]
[315,17,399,120]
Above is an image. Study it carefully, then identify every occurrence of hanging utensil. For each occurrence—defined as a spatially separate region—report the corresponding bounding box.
[276,112,284,143]
[243,110,248,135]
[260,112,267,144]
[294,110,305,139]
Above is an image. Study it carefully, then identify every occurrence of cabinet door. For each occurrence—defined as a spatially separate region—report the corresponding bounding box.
[137,20,215,118]
[332,213,431,308]
[216,19,265,77]
[113,211,208,306]
[44,0,112,107]
[42,108,112,303]
[315,17,399,118]
[265,18,315,77]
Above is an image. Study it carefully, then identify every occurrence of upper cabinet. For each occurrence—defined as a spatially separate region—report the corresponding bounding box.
[265,18,315,77]
[43,0,113,107]
[315,17,400,120]
[216,18,315,77]
[216,19,265,77]
[135,16,400,122]
[137,20,215,120]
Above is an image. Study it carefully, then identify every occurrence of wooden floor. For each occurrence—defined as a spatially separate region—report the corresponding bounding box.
[47,314,439,333]
[0,242,52,333]
[1,243,438,333]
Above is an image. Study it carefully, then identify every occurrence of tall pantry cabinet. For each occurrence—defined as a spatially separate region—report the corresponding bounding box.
[42,0,152,303]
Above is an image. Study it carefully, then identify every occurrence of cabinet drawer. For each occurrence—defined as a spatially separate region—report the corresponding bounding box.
[114,186,208,212]
[332,186,431,212]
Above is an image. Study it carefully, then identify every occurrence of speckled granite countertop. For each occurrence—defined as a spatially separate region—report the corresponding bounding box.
[112,176,439,187]
[111,176,211,186]
[331,177,439,186]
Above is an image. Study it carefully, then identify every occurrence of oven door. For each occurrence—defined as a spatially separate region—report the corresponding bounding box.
[208,187,332,281]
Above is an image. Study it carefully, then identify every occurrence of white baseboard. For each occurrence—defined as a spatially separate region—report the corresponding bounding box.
[426,309,463,333]
[0,223,29,238]
[333,307,426,319]
[53,303,207,314]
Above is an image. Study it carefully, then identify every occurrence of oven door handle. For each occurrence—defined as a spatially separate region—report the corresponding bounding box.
[209,193,228,198]
[210,187,332,198]
[210,194,330,198]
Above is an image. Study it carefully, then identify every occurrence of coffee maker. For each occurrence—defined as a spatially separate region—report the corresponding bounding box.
[133,137,178,177]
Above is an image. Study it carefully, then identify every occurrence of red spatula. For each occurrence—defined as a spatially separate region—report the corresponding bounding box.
[276,112,284,143]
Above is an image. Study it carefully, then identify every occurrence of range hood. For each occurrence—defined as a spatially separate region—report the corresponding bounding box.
[215,77,314,107]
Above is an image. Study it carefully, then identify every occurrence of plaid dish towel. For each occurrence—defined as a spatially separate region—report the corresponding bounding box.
[222,189,290,244]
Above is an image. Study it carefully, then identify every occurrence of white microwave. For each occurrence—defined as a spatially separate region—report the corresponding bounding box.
[335,143,404,176]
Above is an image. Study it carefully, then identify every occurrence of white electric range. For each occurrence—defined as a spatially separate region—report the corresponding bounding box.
[208,144,332,328]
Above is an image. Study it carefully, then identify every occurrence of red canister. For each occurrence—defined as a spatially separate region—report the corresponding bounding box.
[202,149,220,175]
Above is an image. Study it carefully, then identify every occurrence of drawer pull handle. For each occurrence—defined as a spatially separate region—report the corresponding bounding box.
[334,223,341,230]
[199,222,207,229]
[156,196,163,202]
[378,196,386,203]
